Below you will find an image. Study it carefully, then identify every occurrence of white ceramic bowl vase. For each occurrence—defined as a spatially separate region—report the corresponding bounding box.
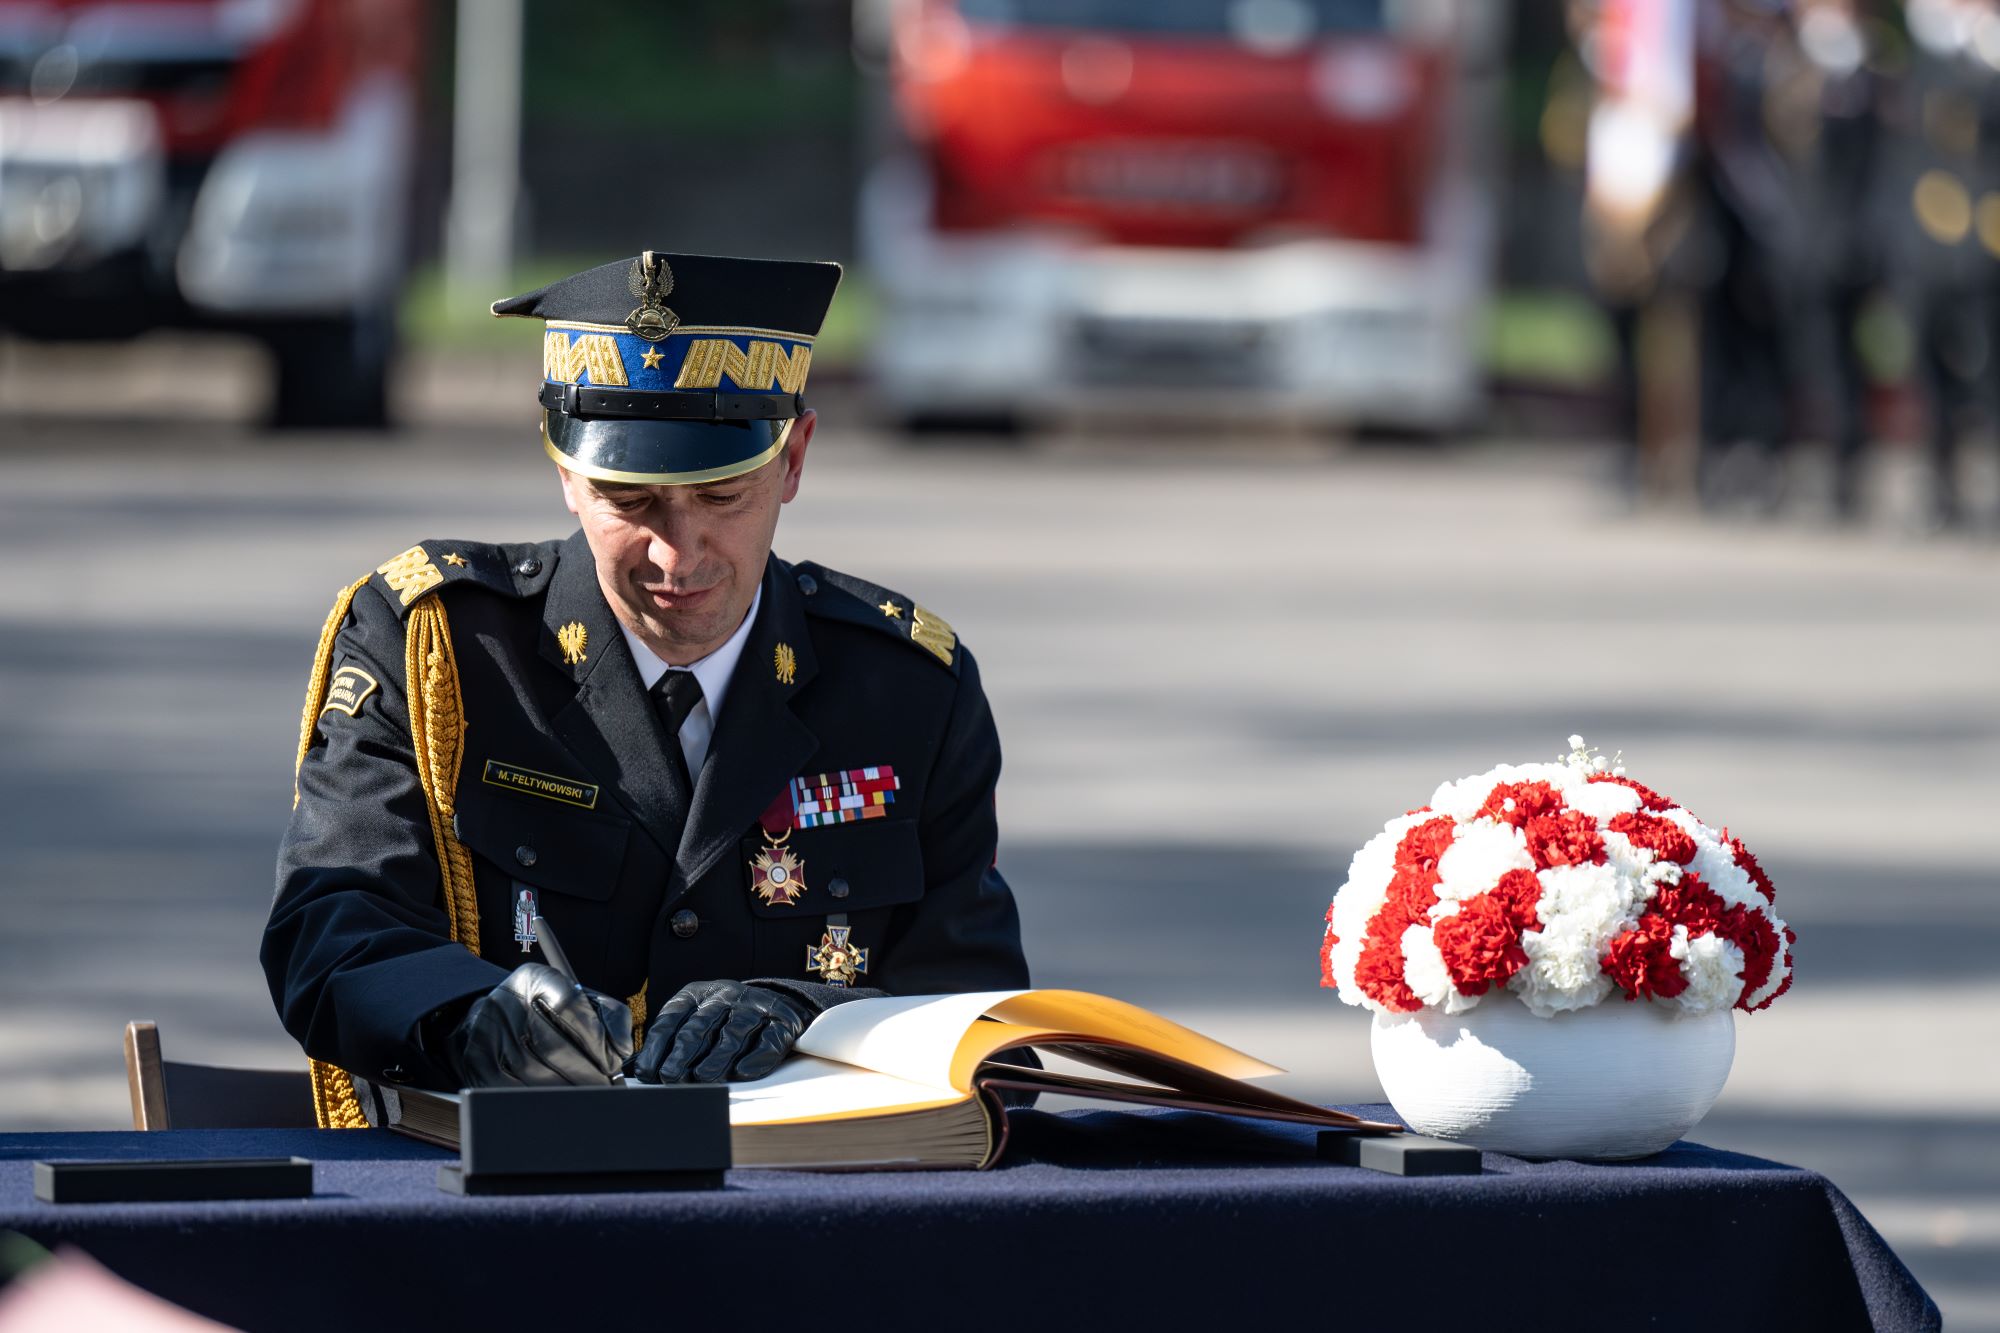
[1370,995,1736,1160]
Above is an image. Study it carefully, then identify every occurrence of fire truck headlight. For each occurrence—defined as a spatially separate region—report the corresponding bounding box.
[1311,43,1416,122]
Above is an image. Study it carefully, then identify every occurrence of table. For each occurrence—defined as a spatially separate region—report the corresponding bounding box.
[0,1107,1939,1332]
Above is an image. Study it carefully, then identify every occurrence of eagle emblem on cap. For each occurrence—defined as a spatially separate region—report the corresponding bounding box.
[626,251,681,342]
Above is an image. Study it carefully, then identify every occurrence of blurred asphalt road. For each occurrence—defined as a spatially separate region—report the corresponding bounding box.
[2,337,1996,1324]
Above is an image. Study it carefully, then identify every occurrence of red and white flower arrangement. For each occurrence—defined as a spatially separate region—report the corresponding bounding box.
[1320,739,1794,1019]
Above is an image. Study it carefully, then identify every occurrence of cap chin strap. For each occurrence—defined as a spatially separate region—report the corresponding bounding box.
[539,381,803,422]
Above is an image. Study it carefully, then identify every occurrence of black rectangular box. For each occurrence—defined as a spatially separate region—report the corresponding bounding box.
[1318,1131,1483,1176]
[35,1158,313,1204]
[442,1084,730,1194]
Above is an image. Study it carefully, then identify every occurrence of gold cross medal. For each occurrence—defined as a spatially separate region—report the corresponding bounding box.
[749,829,808,907]
[808,925,869,988]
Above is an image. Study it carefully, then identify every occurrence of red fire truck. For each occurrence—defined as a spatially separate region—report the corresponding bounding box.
[859,0,1502,432]
[0,0,421,426]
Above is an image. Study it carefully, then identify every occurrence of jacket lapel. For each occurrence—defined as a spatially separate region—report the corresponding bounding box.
[671,556,820,899]
[539,531,691,860]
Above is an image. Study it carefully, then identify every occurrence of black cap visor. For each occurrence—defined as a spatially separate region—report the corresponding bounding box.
[542,410,792,487]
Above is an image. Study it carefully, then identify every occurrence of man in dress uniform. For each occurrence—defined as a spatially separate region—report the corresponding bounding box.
[262,252,1030,1125]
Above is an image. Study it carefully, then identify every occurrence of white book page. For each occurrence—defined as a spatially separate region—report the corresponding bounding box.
[791,990,1027,1091]
[718,1054,964,1125]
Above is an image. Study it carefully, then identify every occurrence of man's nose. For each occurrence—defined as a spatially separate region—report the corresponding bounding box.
[647,514,700,577]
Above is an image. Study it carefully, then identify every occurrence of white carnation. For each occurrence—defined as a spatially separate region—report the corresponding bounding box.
[1327,813,1435,1006]
[1741,908,1793,1009]
[1508,861,1647,1017]
[1565,778,1641,821]
[1672,930,1746,1013]
[1434,820,1533,904]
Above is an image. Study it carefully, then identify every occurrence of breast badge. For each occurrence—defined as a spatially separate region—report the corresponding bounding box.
[750,830,808,907]
[807,925,869,988]
[513,887,539,954]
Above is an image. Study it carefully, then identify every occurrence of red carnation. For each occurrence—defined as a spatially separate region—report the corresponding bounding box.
[1722,828,1777,904]
[1353,817,1455,1011]
[1610,811,1698,865]
[1489,867,1545,932]
[1714,904,1781,1007]
[1651,872,1727,932]
[1319,905,1339,990]
[1601,914,1689,1001]
[1589,772,1676,812]
[1523,809,1607,869]
[1354,911,1424,1011]
[1477,780,1566,826]
[1434,882,1540,995]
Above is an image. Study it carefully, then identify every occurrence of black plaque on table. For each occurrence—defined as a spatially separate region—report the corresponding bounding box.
[35,1157,314,1203]
[439,1084,731,1196]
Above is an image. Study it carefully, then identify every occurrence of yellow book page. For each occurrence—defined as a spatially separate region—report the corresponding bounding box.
[951,991,1285,1089]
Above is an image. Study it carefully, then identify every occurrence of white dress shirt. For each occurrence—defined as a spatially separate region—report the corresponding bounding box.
[619,584,762,778]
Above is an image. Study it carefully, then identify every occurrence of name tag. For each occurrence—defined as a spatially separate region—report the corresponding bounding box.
[482,760,599,810]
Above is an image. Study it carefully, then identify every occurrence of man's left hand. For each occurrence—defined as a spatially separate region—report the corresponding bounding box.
[632,980,810,1083]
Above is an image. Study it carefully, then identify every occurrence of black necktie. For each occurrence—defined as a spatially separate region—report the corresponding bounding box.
[652,670,705,797]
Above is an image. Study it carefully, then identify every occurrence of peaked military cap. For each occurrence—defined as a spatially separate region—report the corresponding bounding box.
[494,251,842,486]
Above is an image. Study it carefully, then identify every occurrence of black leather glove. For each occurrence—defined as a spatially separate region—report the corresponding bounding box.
[451,963,634,1088]
[632,980,810,1084]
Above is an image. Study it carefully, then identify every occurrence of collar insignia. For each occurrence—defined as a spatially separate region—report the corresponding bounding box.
[557,621,588,665]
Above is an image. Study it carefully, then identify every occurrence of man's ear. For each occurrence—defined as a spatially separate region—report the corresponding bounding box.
[557,463,584,517]
[779,409,814,505]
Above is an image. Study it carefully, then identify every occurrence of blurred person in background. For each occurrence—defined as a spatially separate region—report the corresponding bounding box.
[1897,0,2000,531]
[1689,0,1811,516]
[1565,0,1700,502]
[1788,0,1892,523]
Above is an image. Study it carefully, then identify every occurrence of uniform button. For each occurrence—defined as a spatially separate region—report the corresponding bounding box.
[671,909,700,939]
[796,573,817,595]
[515,556,542,577]
[514,845,537,867]
[828,877,850,900]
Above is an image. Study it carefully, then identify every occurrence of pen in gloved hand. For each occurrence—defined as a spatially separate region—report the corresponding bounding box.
[534,916,623,1084]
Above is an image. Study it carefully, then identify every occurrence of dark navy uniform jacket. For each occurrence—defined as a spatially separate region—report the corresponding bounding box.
[262,532,1029,1088]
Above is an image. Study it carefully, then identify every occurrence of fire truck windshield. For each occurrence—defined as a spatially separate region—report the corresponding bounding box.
[954,0,1387,39]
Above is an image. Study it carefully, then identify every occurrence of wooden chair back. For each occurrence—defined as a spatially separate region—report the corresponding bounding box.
[123,1021,318,1131]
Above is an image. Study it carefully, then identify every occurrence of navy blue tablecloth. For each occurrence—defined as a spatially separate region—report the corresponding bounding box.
[0,1107,1937,1333]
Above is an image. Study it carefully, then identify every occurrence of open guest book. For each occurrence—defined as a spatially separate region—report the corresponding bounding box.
[379,989,1399,1170]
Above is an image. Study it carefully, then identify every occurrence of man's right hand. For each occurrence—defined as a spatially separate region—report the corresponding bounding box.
[450,963,634,1087]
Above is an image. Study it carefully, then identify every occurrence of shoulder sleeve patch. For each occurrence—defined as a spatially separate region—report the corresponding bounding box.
[365,540,556,618]
[318,663,380,718]
[792,561,961,674]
